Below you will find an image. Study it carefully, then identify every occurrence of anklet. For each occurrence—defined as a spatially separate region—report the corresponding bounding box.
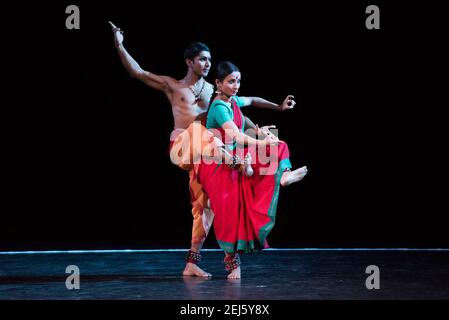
[227,155,242,170]
[224,254,241,271]
[186,250,202,264]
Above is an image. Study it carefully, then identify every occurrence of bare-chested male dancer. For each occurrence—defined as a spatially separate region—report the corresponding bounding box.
[109,22,225,277]
[109,22,299,277]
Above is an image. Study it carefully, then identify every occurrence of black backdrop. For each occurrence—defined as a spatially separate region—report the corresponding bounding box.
[3,1,447,250]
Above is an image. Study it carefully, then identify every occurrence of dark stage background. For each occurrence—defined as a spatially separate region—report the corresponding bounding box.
[2,1,447,250]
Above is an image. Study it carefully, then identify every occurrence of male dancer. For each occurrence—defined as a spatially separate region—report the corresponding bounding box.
[109,22,295,277]
[109,22,221,277]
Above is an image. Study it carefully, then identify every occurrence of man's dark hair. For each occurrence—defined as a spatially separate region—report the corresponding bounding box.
[183,42,210,61]
[216,61,240,81]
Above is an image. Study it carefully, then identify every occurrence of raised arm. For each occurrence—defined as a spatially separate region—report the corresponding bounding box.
[238,95,296,111]
[109,21,171,92]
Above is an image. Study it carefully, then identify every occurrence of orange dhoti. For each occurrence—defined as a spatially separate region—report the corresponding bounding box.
[169,121,218,245]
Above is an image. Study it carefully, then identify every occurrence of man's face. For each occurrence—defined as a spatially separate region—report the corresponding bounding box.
[189,50,211,77]
[219,71,241,97]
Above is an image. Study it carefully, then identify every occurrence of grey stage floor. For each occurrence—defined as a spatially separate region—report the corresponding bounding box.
[1,249,448,300]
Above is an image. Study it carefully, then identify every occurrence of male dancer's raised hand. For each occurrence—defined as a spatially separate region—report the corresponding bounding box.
[109,21,124,48]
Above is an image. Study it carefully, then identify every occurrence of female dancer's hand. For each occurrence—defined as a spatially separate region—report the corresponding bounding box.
[108,21,124,48]
[257,125,276,138]
[260,132,279,147]
[280,95,296,110]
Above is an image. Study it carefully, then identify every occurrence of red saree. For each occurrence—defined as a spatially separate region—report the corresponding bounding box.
[198,98,292,254]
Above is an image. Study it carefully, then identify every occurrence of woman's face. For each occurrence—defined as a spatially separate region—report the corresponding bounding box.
[219,71,241,97]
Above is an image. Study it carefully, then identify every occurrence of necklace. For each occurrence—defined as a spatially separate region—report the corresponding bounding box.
[186,78,205,102]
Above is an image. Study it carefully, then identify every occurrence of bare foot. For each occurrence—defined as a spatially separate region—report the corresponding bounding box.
[227,266,241,279]
[183,263,212,277]
[281,166,308,187]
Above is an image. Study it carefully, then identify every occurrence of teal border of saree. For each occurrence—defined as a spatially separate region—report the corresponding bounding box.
[217,157,292,254]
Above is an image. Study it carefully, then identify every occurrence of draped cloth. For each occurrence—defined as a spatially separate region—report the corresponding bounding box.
[198,98,292,254]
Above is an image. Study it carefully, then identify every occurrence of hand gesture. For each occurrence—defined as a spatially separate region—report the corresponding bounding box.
[260,125,276,136]
[108,21,124,48]
[280,95,296,111]
[256,124,276,138]
[262,131,279,146]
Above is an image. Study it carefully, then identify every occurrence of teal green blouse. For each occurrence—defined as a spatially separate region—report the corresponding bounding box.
[206,96,245,130]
